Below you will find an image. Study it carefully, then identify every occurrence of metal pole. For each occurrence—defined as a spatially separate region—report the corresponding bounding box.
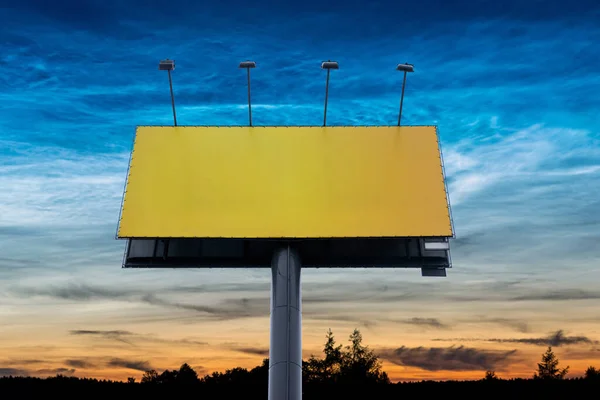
[398,70,407,126]
[269,246,302,400]
[168,69,177,126]
[247,67,253,126]
[323,69,330,127]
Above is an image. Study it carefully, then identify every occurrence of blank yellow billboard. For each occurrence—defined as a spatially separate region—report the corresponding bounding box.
[117,126,453,238]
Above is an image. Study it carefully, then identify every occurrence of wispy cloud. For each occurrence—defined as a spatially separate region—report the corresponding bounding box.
[511,290,600,301]
[488,330,597,347]
[69,330,135,345]
[65,359,96,369]
[381,346,518,371]
[401,318,449,329]
[68,329,207,347]
[107,358,152,372]
[433,330,597,347]
[234,347,270,357]
[140,294,266,321]
[36,368,76,375]
[0,368,29,377]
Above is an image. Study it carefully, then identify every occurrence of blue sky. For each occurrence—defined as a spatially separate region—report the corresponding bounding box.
[1,0,599,381]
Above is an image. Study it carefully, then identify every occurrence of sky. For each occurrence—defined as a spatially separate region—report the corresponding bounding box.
[1,0,600,382]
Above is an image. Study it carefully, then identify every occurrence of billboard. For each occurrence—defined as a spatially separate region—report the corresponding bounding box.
[117,126,453,239]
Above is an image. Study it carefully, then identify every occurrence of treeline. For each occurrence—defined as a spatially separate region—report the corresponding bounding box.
[1,329,599,398]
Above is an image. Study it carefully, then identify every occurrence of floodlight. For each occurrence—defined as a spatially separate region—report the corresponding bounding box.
[321,61,339,70]
[239,61,256,69]
[159,59,175,71]
[321,60,339,126]
[239,60,256,126]
[159,59,177,126]
[396,62,414,126]
[396,63,414,73]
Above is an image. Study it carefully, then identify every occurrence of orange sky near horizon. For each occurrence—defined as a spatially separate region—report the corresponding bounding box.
[2,269,599,383]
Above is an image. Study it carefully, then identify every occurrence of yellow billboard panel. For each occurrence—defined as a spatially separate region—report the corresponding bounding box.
[117,126,453,238]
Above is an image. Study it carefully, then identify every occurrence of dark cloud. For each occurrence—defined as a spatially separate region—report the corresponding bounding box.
[0,368,29,377]
[173,282,269,294]
[5,359,44,365]
[69,329,206,347]
[70,330,134,336]
[69,330,135,345]
[489,330,597,347]
[37,368,76,375]
[381,346,518,372]
[235,347,270,357]
[403,318,449,329]
[433,330,597,347]
[141,294,266,321]
[511,290,600,301]
[107,358,151,372]
[18,283,130,301]
[65,359,96,369]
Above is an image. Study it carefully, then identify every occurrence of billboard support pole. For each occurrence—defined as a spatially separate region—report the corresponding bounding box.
[269,246,302,400]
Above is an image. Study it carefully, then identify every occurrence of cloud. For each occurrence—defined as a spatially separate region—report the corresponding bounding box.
[381,346,518,371]
[0,368,29,377]
[488,330,597,347]
[65,359,96,369]
[402,318,449,329]
[140,294,266,321]
[511,290,600,301]
[70,329,133,336]
[433,330,597,347]
[36,368,76,375]
[3,359,45,365]
[68,329,207,348]
[234,347,270,357]
[107,358,151,372]
[21,284,131,301]
[69,330,135,345]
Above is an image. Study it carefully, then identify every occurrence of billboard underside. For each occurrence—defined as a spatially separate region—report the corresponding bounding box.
[122,237,450,274]
[117,126,453,239]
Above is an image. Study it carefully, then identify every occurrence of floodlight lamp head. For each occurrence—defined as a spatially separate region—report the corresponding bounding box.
[159,59,175,71]
[396,63,414,72]
[321,61,339,70]
[239,61,256,69]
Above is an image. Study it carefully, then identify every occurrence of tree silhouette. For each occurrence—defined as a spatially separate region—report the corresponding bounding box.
[140,370,158,384]
[484,370,498,381]
[304,328,388,385]
[176,363,198,384]
[304,329,343,383]
[127,377,136,384]
[533,346,569,380]
[584,366,599,380]
[338,329,389,385]
[158,369,178,384]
